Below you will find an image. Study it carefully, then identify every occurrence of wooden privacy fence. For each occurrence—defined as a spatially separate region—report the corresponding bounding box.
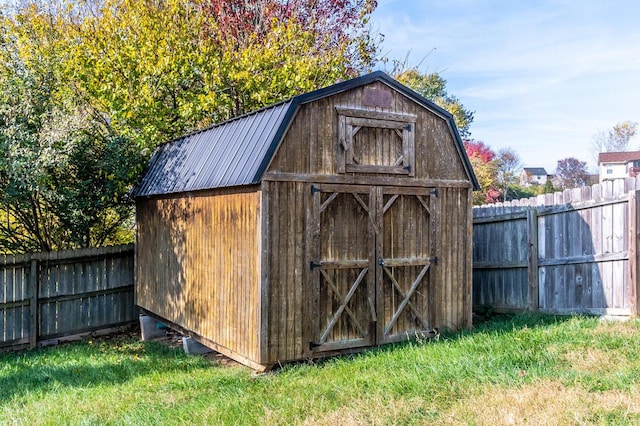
[0,244,135,350]
[473,178,640,316]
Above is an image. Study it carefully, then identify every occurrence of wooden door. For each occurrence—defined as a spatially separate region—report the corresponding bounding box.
[309,184,376,352]
[309,184,437,352]
[377,187,437,344]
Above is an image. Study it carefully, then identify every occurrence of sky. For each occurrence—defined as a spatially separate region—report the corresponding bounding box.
[370,0,640,173]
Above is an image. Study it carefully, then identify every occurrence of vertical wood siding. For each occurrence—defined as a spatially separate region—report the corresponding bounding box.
[269,81,469,183]
[262,181,307,362]
[136,189,262,362]
[433,187,473,330]
[262,183,473,363]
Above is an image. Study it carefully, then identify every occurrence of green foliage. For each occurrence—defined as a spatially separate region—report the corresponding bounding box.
[0,0,380,253]
[394,67,474,137]
[0,10,146,252]
[505,184,538,200]
[542,178,557,194]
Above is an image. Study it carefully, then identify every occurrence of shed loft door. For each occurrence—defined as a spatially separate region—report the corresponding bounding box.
[309,184,437,352]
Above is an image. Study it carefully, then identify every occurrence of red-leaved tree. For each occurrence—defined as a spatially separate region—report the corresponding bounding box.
[464,139,496,163]
[200,0,378,74]
[464,139,500,204]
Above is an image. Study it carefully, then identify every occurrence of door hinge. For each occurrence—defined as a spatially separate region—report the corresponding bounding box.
[310,261,321,270]
[311,185,322,194]
[430,256,439,265]
[431,188,439,197]
[309,341,321,349]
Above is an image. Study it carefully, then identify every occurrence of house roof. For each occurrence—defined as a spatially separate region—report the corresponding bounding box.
[132,71,480,198]
[523,167,548,176]
[598,151,640,164]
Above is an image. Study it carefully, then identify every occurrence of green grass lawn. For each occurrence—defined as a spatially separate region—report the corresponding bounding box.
[1,314,639,425]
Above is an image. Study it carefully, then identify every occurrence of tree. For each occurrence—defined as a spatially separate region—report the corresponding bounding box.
[393,68,474,137]
[201,0,378,74]
[463,140,500,204]
[0,41,145,252]
[2,0,380,148]
[542,179,556,194]
[0,0,381,253]
[464,139,495,163]
[591,120,639,163]
[555,157,590,189]
[496,147,521,202]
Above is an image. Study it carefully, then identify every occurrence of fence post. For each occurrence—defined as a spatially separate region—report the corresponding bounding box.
[629,191,640,316]
[29,258,39,348]
[527,208,539,312]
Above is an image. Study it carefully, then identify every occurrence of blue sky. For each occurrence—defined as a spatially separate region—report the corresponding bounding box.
[370,0,640,173]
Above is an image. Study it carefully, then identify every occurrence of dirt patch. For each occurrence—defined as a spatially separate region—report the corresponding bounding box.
[144,327,241,368]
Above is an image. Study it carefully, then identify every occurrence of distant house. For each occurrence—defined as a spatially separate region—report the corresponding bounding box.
[519,167,549,187]
[598,151,640,182]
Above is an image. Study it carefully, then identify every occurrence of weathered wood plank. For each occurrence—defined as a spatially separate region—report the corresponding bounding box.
[528,208,539,311]
[474,261,528,269]
[345,116,411,130]
[537,252,629,266]
[263,172,473,188]
[631,191,640,314]
[345,164,410,175]
[335,107,417,122]
[473,212,529,224]
[136,189,261,363]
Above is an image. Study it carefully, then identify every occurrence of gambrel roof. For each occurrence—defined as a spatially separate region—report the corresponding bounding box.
[132,71,479,198]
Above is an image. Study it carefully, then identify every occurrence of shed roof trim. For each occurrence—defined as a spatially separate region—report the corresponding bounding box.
[132,71,479,198]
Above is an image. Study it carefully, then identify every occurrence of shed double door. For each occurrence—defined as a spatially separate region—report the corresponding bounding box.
[309,184,437,352]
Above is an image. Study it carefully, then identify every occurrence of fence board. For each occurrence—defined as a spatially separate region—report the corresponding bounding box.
[473,179,639,316]
[0,245,135,350]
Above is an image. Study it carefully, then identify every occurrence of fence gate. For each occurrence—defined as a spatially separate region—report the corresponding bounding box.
[309,184,437,352]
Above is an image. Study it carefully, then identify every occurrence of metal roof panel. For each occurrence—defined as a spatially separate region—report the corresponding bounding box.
[132,101,294,197]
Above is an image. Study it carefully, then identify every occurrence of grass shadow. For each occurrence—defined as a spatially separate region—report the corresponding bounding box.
[0,336,210,403]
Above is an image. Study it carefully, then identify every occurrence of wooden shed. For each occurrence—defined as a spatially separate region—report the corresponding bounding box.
[132,72,480,370]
